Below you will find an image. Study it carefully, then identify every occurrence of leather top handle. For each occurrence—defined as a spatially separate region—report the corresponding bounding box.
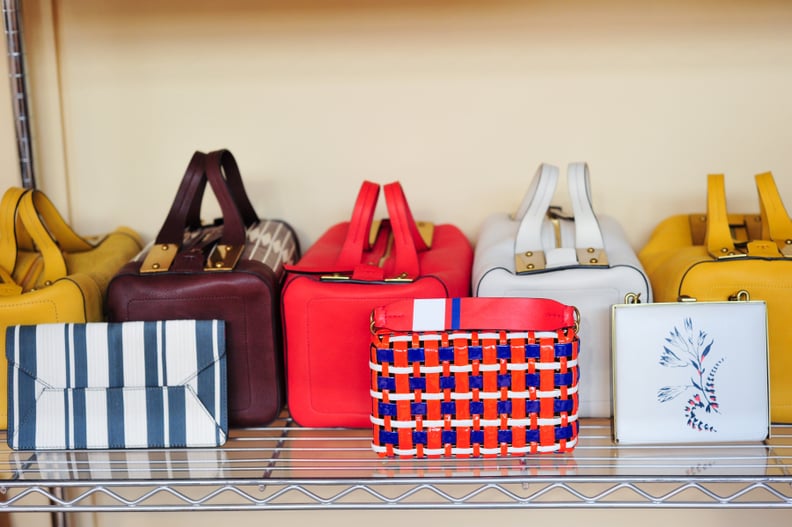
[152,151,208,246]
[513,164,559,272]
[335,180,380,270]
[382,181,425,279]
[16,190,73,285]
[567,162,608,267]
[0,187,29,275]
[184,149,260,230]
[513,162,608,273]
[142,150,253,273]
[755,171,792,257]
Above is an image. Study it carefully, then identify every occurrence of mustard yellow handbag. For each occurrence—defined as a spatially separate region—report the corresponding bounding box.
[639,172,792,422]
[0,187,143,429]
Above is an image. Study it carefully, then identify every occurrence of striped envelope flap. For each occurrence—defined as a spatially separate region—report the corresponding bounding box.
[6,320,227,450]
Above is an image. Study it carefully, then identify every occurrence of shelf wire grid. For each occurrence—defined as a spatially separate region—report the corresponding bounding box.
[1,415,791,511]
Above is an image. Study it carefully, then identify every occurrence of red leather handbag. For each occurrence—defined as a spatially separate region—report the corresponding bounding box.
[106,150,300,427]
[282,181,473,428]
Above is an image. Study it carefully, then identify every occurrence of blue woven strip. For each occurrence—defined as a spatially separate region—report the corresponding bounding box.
[379,423,579,449]
[451,298,461,329]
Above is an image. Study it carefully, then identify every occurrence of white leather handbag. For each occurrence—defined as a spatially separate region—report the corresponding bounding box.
[472,162,651,417]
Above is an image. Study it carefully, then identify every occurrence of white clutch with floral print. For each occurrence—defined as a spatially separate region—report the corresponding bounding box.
[611,297,770,444]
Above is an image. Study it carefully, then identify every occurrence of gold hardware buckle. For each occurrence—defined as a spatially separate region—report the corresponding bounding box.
[320,274,351,281]
[205,244,243,271]
[384,272,413,282]
[140,243,179,273]
[576,247,609,267]
[515,251,546,273]
[729,290,751,302]
[624,292,642,304]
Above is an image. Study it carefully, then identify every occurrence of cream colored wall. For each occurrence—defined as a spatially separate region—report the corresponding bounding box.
[19,0,792,249]
[5,0,792,526]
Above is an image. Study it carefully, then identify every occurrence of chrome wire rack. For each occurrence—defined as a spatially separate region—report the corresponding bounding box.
[1,414,791,512]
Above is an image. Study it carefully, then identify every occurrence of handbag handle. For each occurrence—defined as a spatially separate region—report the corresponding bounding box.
[0,187,28,295]
[141,149,256,272]
[0,187,28,275]
[755,171,792,257]
[513,163,559,273]
[183,150,260,230]
[372,297,578,333]
[705,173,792,259]
[335,180,381,270]
[704,174,736,258]
[16,190,77,285]
[381,181,427,279]
[514,162,608,272]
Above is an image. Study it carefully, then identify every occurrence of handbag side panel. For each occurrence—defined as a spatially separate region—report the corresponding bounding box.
[415,224,473,298]
[680,259,792,423]
[473,214,650,418]
[106,264,282,427]
[0,277,101,429]
[282,275,450,428]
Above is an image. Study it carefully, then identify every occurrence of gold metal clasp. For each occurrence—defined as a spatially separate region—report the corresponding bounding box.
[320,273,351,281]
[140,243,178,273]
[729,290,751,302]
[515,250,546,273]
[573,306,581,334]
[577,247,609,267]
[624,292,642,304]
[205,244,243,271]
[384,272,413,282]
[780,239,792,257]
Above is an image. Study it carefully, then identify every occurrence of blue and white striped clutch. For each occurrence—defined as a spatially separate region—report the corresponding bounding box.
[6,320,227,450]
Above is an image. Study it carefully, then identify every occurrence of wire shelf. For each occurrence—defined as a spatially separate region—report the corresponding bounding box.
[1,414,791,511]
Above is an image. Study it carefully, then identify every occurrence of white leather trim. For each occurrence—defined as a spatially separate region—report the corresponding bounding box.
[513,163,559,253]
[567,162,605,250]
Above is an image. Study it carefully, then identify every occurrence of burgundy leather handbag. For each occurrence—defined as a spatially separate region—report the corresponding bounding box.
[106,149,300,427]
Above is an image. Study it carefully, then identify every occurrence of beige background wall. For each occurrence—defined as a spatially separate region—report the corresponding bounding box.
[15,0,792,249]
[4,0,792,526]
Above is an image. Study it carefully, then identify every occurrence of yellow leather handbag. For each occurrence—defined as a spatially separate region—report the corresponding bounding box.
[639,172,792,422]
[0,187,143,429]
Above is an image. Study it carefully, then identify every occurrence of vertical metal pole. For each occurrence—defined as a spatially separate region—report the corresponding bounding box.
[3,0,36,189]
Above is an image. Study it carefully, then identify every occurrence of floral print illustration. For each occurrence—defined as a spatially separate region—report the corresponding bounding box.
[657,317,723,432]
